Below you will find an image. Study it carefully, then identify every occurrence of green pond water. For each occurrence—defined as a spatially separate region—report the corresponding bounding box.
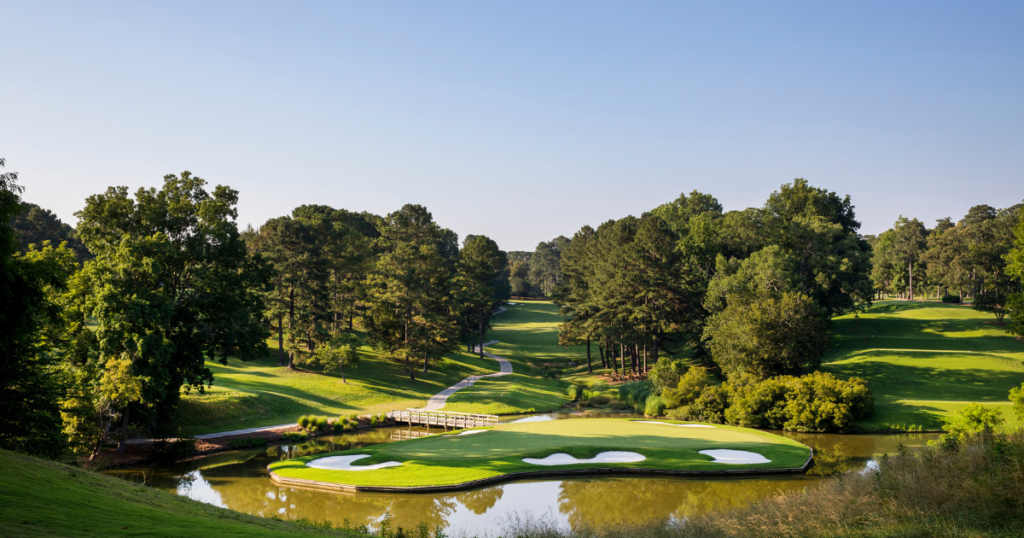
[106,414,939,535]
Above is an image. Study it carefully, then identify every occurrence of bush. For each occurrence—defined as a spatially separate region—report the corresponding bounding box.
[378,413,387,423]
[618,381,653,413]
[369,415,379,426]
[648,357,688,393]
[586,394,611,406]
[567,385,581,402]
[581,389,596,401]
[1012,383,1024,421]
[689,385,730,423]
[942,294,962,303]
[662,367,711,409]
[282,431,308,442]
[349,413,359,422]
[644,395,666,417]
[316,417,329,432]
[298,415,310,429]
[343,422,355,432]
[725,372,873,432]
[608,399,631,411]
[941,403,1005,445]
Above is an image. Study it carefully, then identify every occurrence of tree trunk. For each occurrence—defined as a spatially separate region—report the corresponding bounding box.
[117,405,130,454]
[287,284,296,369]
[423,350,428,373]
[478,310,485,359]
[908,259,914,301]
[652,336,659,363]
[643,342,647,373]
[598,343,606,369]
[586,338,592,373]
[277,315,285,366]
[341,362,346,384]
[620,343,626,375]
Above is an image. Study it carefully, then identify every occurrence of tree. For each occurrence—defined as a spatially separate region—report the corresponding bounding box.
[364,204,459,379]
[311,333,361,383]
[528,236,569,296]
[1007,212,1024,340]
[974,291,1009,323]
[891,216,928,300]
[704,290,830,380]
[0,158,78,458]
[12,202,91,262]
[457,235,509,359]
[67,172,270,449]
[506,251,535,296]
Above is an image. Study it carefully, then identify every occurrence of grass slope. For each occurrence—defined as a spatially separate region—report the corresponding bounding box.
[269,418,810,488]
[824,300,1024,431]
[0,449,350,538]
[175,339,503,436]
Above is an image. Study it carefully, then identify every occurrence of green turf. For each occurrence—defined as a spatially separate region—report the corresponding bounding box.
[823,300,1024,431]
[0,449,352,538]
[174,337,506,436]
[269,418,811,488]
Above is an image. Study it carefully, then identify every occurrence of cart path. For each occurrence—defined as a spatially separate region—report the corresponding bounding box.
[417,340,513,411]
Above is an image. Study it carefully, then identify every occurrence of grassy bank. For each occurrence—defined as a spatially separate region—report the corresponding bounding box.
[174,339,503,436]
[823,300,1024,431]
[0,449,353,538]
[499,432,1024,538]
[268,418,810,488]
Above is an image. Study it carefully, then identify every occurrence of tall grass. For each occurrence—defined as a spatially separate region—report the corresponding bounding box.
[495,432,1024,538]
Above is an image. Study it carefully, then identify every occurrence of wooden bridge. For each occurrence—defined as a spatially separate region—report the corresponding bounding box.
[389,409,499,431]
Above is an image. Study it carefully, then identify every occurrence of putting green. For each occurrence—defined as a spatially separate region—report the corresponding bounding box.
[268,418,812,491]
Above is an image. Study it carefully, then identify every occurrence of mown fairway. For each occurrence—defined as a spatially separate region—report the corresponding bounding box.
[824,300,1024,431]
[0,449,352,538]
[444,300,573,414]
[269,418,811,488]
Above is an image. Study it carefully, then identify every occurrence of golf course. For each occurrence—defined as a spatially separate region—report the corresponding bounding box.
[268,418,811,490]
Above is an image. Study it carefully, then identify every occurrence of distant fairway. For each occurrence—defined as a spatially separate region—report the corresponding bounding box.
[268,418,811,490]
[824,300,1024,431]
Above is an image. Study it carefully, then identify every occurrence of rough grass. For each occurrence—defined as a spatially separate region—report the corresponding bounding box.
[268,418,810,488]
[0,449,353,538]
[823,300,1024,431]
[498,431,1024,538]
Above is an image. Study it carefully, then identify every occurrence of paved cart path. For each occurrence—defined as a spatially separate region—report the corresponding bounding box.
[417,340,513,411]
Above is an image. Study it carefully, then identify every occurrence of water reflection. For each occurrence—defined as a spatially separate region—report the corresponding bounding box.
[106,424,938,534]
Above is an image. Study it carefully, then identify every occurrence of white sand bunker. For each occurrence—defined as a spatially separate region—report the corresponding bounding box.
[510,415,554,424]
[699,449,770,464]
[457,429,488,436]
[305,455,402,471]
[636,421,714,428]
[523,451,645,466]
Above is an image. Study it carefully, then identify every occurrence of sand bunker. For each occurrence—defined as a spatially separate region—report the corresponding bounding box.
[510,415,554,424]
[457,430,488,436]
[305,455,402,471]
[699,449,770,464]
[523,451,646,466]
[635,421,715,428]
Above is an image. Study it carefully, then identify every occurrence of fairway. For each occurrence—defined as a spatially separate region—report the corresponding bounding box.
[824,300,1024,431]
[268,418,811,490]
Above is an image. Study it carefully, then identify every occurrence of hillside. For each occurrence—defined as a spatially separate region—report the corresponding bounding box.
[0,449,351,538]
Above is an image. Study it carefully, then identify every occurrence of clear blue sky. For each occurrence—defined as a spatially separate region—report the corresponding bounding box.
[2,1,1022,251]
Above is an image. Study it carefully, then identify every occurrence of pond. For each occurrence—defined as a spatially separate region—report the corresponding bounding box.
[105,414,939,535]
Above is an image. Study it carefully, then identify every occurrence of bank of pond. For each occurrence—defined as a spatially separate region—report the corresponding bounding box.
[105,414,940,535]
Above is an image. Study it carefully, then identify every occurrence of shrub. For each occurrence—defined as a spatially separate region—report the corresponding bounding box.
[725,372,873,432]
[349,413,359,422]
[581,389,596,401]
[942,294,962,303]
[648,357,688,393]
[942,403,1005,445]
[662,367,711,409]
[608,399,631,411]
[378,413,387,423]
[298,415,310,429]
[343,422,355,432]
[644,395,666,417]
[618,381,653,413]
[587,394,611,406]
[689,385,730,423]
[1011,383,1024,421]
[567,385,581,401]
[725,376,790,428]
[332,421,343,434]
[282,431,308,442]
[369,415,379,426]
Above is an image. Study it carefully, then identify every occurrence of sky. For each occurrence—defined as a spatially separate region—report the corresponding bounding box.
[2,1,1022,251]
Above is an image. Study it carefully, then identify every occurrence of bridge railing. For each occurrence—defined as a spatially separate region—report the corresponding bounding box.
[389,409,499,430]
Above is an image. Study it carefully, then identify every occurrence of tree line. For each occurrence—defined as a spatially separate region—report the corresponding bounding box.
[0,163,509,460]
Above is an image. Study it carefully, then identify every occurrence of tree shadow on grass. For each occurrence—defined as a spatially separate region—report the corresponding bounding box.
[823,359,1024,402]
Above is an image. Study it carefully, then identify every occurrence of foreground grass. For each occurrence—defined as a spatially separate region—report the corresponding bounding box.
[501,432,1024,538]
[175,338,502,436]
[824,300,1024,431]
[0,449,352,538]
[269,418,810,488]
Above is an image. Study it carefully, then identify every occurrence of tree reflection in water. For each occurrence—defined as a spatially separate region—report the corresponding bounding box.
[105,427,940,534]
